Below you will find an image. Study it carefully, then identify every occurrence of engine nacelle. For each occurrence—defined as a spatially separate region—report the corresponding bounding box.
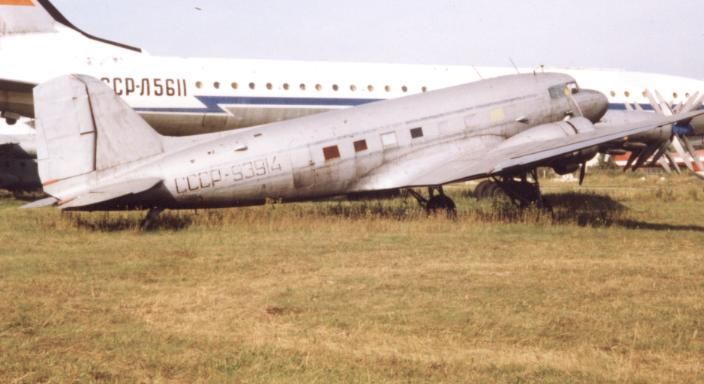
[496,117,595,152]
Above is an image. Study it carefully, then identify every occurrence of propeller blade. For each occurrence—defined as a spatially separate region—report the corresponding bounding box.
[655,90,674,115]
[671,136,695,172]
[657,157,673,174]
[664,151,682,174]
[644,89,663,114]
[625,102,634,112]
[680,92,702,114]
[632,143,660,172]
[682,136,704,172]
[649,142,670,167]
[624,149,642,172]
[579,162,587,185]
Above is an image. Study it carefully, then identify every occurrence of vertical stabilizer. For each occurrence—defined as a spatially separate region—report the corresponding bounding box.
[0,0,56,34]
[0,0,141,51]
[34,75,164,187]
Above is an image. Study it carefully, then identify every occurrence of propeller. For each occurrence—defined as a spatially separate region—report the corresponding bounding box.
[638,89,703,175]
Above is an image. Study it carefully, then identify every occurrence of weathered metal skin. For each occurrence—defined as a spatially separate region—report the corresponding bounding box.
[34,73,611,211]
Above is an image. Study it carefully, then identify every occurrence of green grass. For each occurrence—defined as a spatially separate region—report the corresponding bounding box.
[1,171,703,383]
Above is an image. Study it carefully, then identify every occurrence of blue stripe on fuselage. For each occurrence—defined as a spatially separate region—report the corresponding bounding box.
[135,96,382,114]
[135,97,700,115]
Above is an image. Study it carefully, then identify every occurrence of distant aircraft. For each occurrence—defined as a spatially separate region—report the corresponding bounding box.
[24,73,702,228]
[1,0,703,136]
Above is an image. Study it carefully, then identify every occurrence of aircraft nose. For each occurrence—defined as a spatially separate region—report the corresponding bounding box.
[574,89,609,123]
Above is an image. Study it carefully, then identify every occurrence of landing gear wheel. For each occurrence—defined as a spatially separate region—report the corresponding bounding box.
[427,194,457,219]
[474,180,493,200]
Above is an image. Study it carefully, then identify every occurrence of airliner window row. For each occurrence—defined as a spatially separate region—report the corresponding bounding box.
[195,81,428,94]
[608,90,691,100]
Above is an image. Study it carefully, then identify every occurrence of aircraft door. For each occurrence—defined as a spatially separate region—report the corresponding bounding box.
[289,143,315,190]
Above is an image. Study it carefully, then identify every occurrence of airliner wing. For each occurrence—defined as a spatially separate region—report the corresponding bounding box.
[353,111,704,190]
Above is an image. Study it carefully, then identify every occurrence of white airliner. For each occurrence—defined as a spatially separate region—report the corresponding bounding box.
[2,0,703,137]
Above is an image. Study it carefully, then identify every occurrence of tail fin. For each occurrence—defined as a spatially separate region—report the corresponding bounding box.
[34,75,164,190]
[0,0,55,34]
[0,0,141,52]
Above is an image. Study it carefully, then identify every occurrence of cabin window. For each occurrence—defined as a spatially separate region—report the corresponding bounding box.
[213,81,220,89]
[283,83,290,90]
[401,85,408,93]
[266,83,273,90]
[231,82,238,90]
[673,92,678,99]
[300,83,306,91]
[381,132,398,148]
[422,86,428,93]
[610,91,616,97]
[315,84,322,91]
[368,85,374,92]
[196,81,203,89]
[249,82,256,90]
[354,140,368,152]
[624,91,630,97]
[410,127,424,139]
[332,84,339,91]
[323,145,341,161]
[385,85,391,92]
[350,85,357,92]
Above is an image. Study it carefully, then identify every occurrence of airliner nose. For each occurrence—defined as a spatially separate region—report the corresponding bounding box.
[574,89,609,123]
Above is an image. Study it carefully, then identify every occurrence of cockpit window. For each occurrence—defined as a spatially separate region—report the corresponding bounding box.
[549,85,565,99]
[549,82,580,99]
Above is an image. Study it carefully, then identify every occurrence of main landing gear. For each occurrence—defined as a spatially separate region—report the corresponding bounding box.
[407,186,457,218]
[140,207,164,231]
[474,170,550,209]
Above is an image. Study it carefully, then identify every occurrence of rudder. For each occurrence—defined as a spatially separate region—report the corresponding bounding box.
[34,75,165,189]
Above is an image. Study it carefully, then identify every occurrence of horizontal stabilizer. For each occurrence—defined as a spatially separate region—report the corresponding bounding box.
[20,196,58,209]
[58,178,162,210]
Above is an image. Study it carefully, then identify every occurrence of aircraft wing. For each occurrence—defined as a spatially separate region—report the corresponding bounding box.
[353,111,704,190]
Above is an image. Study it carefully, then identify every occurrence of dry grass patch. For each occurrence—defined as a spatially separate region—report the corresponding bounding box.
[1,171,703,383]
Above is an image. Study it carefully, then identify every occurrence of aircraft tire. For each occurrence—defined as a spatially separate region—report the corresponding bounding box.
[474,180,493,200]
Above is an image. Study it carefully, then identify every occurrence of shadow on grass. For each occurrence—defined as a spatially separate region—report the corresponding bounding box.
[545,193,704,232]
[612,220,704,232]
[67,212,193,232]
[58,192,704,233]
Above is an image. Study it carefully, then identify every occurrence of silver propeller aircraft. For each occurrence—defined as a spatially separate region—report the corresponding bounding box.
[25,73,702,226]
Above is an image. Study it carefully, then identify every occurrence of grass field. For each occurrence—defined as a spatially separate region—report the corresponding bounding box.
[1,170,703,383]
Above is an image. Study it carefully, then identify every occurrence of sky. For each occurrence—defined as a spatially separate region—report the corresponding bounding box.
[44,1,704,79]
